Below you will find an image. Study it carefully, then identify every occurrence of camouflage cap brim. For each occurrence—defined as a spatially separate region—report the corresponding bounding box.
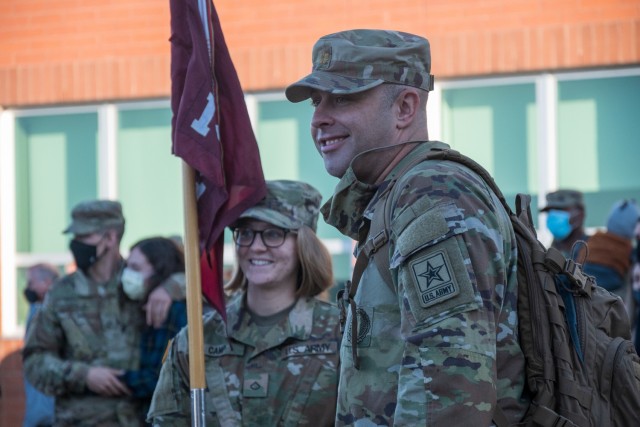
[233,180,321,232]
[540,189,584,212]
[285,70,385,103]
[63,218,122,235]
[237,208,304,231]
[62,199,124,235]
[287,29,434,103]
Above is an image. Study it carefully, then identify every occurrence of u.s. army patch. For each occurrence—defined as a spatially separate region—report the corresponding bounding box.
[409,249,460,308]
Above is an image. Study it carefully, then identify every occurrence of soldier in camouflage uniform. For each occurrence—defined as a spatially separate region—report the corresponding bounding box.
[23,200,186,427]
[148,180,340,426]
[286,30,531,426]
[540,189,589,257]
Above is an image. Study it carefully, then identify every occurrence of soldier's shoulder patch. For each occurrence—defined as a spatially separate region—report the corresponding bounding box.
[399,236,479,324]
[409,249,459,308]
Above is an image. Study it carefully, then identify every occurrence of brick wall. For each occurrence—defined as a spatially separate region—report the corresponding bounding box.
[0,0,638,106]
[0,339,26,427]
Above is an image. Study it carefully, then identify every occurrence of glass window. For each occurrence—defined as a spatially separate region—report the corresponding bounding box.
[558,76,640,227]
[441,83,538,211]
[117,108,184,249]
[15,113,99,253]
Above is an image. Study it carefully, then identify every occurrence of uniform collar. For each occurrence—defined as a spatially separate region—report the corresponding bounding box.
[226,293,315,355]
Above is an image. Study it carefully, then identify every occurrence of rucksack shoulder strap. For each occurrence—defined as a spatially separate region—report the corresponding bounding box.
[425,148,514,216]
[364,149,439,289]
[339,149,434,368]
[357,146,512,293]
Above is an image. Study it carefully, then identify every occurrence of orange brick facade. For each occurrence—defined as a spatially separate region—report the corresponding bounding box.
[1,0,639,424]
[0,0,639,107]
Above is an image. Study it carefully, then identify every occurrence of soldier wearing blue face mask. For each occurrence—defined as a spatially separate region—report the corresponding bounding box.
[540,189,589,257]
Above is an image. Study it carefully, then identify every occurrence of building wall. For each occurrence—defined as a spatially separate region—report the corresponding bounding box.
[0,0,639,106]
[1,1,639,423]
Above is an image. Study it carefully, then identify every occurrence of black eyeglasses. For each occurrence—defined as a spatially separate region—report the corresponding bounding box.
[232,227,295,248]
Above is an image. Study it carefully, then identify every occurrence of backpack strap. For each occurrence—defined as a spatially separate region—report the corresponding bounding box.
[424,148,514,216]
[337,149,434,369]
[339,145,518,369]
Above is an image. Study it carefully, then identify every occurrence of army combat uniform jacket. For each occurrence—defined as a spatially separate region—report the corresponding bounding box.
[324,141,530,426]
[23,265,146,427]
[148,292,340,426]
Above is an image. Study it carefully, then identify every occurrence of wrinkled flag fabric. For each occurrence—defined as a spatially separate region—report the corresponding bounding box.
[169,0,266,318]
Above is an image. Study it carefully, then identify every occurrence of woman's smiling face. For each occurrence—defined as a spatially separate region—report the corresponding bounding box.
[236,219,299,292]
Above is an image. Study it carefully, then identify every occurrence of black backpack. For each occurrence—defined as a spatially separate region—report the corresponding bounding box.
[341,147,640,426]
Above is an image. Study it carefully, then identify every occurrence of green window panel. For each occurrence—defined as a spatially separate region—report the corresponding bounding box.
[558,76,640,228]
[15,113,99,253]
[117,108,184,250]
[441,84,538,193]
[441,83,538,212]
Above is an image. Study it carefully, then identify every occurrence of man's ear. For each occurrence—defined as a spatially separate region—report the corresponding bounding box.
[395,88,421,129]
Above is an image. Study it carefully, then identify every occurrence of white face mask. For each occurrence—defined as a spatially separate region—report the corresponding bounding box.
[121,267,146,300]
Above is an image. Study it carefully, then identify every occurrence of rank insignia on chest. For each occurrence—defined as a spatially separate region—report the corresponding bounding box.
[243,372,268,398]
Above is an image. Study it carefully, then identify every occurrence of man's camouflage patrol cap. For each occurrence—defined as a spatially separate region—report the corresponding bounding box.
[540,189,585,212]
[63,200,125,235]
[236,180,322,232]
[285,29,435,103]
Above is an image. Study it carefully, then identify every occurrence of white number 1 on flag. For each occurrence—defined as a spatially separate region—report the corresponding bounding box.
[191,92,215,137]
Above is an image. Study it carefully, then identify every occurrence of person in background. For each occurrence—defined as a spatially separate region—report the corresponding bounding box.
[540,189,589,257]
[285,29,529,425]
[120,236,188,425]
[148,180,341,426]
[23,200,184,427]
[582,199,640,296]
[23,263,59,427]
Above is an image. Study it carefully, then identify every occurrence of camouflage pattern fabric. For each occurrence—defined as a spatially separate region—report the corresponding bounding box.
[323,141,530,426]
[160,272,187,301]
[63,199,125,235]
[285,29,434,103]
[22,264,146,427]
[236,179,323,232]
[148,292,341,426]
[539,189,584,212]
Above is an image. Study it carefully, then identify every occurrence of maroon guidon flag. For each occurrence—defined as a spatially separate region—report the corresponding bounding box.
[169,0,266,319]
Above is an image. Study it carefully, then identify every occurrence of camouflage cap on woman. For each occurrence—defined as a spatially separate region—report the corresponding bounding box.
[286,29,434,103]
[237,180,323,232]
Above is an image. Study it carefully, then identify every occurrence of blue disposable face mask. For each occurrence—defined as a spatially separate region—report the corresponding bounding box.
[546,210,573,240]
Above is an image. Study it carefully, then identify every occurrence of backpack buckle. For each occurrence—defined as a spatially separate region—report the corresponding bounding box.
[563,259,592,295]
[363,230,389,257]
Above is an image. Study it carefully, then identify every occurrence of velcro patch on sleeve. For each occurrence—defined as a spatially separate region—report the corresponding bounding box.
[409,249,459,308]
[400,236,478,322]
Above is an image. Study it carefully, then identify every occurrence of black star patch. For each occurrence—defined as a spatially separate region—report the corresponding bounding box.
[409,250,459,308]
[419,262,444,287]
